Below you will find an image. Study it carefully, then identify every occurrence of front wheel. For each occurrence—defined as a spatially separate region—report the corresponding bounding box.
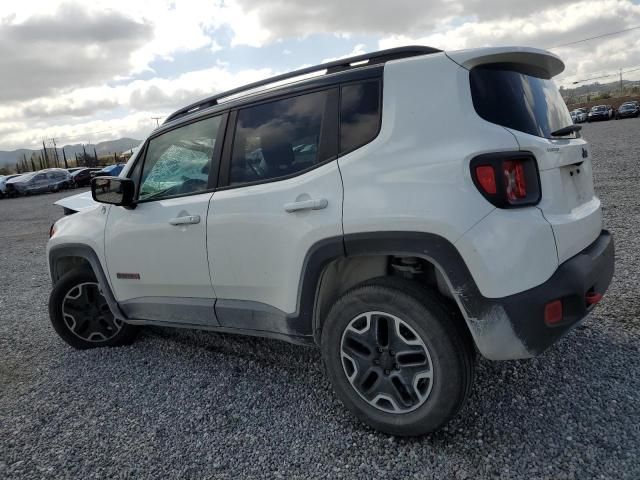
[321,277,475,436]
[49,270,139,349]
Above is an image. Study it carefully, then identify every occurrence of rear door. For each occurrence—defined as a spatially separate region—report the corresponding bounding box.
[469,63,601,263]
[104,114,226,325]
[207,88,343,331]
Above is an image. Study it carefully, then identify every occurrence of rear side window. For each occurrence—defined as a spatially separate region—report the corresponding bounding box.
[340,80,381,154]
[229,90,333,186]
[470,64,573,138]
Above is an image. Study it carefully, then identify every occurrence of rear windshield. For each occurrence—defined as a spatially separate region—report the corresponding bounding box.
[470,64,573,138]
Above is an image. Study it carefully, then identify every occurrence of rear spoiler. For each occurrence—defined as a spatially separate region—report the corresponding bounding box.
[445,46,565,78]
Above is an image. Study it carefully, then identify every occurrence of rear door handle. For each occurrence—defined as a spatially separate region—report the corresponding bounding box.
[284,198,328,213]
[169,215,201,226]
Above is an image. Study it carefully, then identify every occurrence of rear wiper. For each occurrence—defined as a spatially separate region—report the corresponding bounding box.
[550,124,582,137]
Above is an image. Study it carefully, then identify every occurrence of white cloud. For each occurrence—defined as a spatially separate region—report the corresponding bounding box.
[0,64,274,149]
[2,0,640,152]
[378,0,640,86]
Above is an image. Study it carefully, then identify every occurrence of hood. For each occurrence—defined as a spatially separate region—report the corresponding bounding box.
[54,190,98,212]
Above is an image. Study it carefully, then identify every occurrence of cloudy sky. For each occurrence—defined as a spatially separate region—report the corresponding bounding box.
[0,0,639,151]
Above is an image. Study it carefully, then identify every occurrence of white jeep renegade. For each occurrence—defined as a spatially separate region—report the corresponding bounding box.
[47,46,614,436]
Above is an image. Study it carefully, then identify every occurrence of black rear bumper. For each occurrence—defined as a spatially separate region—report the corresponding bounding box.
[342,230,615,360]
[492,230,614,356]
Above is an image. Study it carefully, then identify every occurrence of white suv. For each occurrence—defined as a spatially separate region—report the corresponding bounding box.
[47,46,614,436]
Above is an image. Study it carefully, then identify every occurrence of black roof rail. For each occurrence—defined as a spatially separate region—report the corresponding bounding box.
[163,46,441,124]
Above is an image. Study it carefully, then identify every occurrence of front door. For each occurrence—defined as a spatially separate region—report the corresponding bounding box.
[105,114,226,326]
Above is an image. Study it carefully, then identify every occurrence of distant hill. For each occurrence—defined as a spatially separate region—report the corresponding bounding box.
[0,138,141,169]
[561,78,640,107]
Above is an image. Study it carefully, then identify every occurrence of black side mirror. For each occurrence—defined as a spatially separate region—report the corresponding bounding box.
[91,176,135,207]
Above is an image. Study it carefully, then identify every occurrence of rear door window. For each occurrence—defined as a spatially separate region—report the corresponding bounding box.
[340,80,381,154]
[229,89,336,186]
[470,64,573,138]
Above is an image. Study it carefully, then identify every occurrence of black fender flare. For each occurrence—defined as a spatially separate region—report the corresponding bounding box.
[48,243,126,320]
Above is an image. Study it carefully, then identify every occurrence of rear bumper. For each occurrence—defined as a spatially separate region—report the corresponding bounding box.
[467,230,614,359]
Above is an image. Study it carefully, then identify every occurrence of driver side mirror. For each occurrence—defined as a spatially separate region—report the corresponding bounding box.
[91,176,135,207]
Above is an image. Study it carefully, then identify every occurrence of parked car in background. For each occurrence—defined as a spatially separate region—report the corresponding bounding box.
[615,102,640,119]
[0,174,22,198]
[588,105,613,122]
[91,163,126,178]
[570,109,587,123]
[69,168,100,188]
[5,169,72,196]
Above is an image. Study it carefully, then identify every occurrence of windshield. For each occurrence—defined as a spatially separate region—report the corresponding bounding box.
[592,106,605,111]
[620,104,635,110]
[470,64,573,138]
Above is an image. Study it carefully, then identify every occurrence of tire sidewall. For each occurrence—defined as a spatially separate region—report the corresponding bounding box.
[49,270,137,349]
[322,283,468,436]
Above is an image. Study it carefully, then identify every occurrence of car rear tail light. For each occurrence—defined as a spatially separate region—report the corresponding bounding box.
[503,160,527,201]
[470,152,541,208]
[474,166,497,195]
[544,300,563,325]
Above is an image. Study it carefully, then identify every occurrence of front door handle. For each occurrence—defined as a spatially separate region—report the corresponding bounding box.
[169,215,201,226]
[284,198,328,213]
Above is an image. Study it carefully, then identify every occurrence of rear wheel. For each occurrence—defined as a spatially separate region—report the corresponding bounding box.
[321,277,475,436]
[49,270,139,349]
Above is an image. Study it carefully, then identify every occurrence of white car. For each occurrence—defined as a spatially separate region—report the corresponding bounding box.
[46,46,614,436]
[570,109,587,123]
[0,174,22,198]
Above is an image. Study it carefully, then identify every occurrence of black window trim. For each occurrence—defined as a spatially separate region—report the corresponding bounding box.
[125,67,384,196]
[129,111,228,204]
[216,86,340,191]
[338,78,383,157]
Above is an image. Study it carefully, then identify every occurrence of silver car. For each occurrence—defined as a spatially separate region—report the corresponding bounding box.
[5,169,72,197]
[0,174,22,198]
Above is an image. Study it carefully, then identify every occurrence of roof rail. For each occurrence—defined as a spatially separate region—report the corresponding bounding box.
[163,46,441,124]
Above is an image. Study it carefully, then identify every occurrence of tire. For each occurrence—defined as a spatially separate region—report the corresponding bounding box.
[49,269,139,349]
[321,277,475,436]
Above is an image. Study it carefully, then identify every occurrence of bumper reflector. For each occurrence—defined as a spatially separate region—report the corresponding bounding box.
[544,300,563,325]
[585,292,603,306]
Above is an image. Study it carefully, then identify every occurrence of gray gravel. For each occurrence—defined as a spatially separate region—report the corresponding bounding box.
[1,119,640,479]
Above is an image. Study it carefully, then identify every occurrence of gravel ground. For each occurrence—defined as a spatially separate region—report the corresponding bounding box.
[1,119,639,479]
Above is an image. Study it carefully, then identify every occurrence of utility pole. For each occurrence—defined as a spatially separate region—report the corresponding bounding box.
[620,68,624,96]
[42,140,49,168]
[151,117,162,128]
[51,138,60,168]
[61,146,69,169]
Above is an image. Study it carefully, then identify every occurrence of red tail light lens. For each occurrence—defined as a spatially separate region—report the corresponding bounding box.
[471,152,540,208]
[503,160,527,201]
[475,165,497,195]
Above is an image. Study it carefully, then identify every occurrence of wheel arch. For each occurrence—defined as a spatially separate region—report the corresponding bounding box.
[48,244,125,320]
[300,233,473,341]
